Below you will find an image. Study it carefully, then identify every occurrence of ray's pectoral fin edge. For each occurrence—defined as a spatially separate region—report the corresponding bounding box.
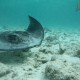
[26,15,44,46]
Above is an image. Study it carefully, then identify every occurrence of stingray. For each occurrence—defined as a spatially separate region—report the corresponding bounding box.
[0,16,44,52]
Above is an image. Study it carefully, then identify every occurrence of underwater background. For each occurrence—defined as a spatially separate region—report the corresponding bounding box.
[0,0,80,30]
[1,1,80,80]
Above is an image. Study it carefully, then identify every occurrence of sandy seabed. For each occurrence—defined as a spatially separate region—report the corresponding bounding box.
[0,27,80,80]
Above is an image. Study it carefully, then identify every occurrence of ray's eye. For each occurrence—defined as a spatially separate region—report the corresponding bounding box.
[7,34,22,44]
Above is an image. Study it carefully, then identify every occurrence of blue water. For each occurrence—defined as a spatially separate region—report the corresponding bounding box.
[0,0,80,30]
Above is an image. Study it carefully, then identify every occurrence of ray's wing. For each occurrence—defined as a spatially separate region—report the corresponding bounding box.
[0,16,44,52]
[27,16,44,46]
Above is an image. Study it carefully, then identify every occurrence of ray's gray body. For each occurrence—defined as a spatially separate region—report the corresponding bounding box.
[0,16,44,52]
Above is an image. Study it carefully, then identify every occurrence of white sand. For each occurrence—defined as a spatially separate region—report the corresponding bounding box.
[0,27,80,80]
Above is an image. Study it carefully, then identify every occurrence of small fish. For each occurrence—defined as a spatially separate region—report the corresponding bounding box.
[0,16,44,52]
[76,0,80,11]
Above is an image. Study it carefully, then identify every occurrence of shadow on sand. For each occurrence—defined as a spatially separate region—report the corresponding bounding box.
[0,51,29,64]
